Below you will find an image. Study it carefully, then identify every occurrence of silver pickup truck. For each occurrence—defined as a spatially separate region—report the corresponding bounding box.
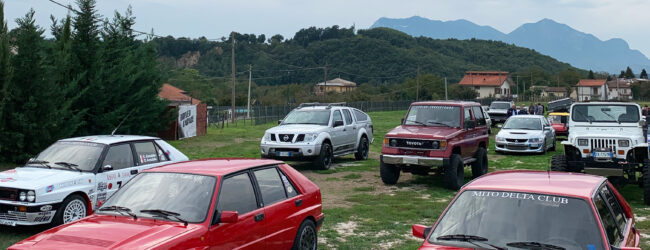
[260,103,374,169]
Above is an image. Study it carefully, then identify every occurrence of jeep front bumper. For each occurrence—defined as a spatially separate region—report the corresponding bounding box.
[0,202,59,226]
[381,154,445,167]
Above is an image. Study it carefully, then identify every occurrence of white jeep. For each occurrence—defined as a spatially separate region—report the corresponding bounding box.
[260,103,374,169]
[551,102,650,204]
[0,135,188,226]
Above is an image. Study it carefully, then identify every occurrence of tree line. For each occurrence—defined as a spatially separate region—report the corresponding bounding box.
[0,0,168,163]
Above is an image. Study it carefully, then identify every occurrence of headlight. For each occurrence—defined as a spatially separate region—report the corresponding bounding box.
[578,139,588,146]
[389,139,397,147]
[618,140,629,147]
[263,133,272,142]
[496,136,505,142]
[431,141,440,149]
[529,138,543,143]
[19,191,26,201]
[304,133,318,142]
[27,191,35,202]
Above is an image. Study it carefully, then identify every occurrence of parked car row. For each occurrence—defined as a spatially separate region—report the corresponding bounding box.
[1,100,646,250]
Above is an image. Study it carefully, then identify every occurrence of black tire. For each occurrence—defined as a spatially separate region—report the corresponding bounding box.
[292,219,317,250]
[644,159,650,205]
[316,142,333,170]
[51,194,88,226]
[444,154,464,190]
[549,138,556,151]
[471,147,488,178]
[550,154,568,172]
[354,136,369,160]
[380,161,400,185]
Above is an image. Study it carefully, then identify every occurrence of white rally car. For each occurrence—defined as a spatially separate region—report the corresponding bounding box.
[0,135,188,226]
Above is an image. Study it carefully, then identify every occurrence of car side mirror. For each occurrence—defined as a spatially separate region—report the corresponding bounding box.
[401,118,405,124]
[278,120,283,125]
[544,126,551,130]
[333,120,344,127]
[103,165,113,171]
[412,224,431,239]
[464,120,476,129]
[219,211,238,224]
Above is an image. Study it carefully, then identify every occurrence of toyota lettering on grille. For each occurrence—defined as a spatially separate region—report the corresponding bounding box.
[405,140,423,146]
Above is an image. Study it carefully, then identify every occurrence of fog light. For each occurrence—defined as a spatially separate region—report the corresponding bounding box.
[583,149,590,154]
[18,206,27,212]
[308,149,312,153]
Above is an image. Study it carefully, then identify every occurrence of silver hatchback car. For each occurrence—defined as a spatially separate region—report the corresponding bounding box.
[495,115,556,154]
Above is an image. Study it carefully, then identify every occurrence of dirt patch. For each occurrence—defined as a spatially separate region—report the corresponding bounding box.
[369,151,381,160]
[333,221,358,241]
[637,216,648,222]
[303,171,417,208]
[234,138,261,143]
[489,154,506,161]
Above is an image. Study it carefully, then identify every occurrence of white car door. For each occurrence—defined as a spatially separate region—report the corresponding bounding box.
[95,143,135,208]
[341,109,357,151]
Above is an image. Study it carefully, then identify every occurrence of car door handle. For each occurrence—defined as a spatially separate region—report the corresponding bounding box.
[254,213,264,222]
[130,169,138,175]
[295,199,303,207]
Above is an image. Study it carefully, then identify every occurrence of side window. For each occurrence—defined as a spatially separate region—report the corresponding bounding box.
[342,109,353,125]
[102,144,134,171]
[601,186,627,230]
[154,143,169,162]
[594,193,621,245]
[134,141,159,165]
[472,106,486,126]
[332,110,343,126]
[279,169,299,198]
[464,108,472,123]
[253,168,287,206]
[353,109,368,121]
[217,173,258,215]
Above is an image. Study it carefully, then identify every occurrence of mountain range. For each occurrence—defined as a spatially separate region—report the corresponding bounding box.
[371,16,650,74]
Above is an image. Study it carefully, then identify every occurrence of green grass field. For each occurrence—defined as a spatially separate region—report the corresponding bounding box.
[1,110,649,249]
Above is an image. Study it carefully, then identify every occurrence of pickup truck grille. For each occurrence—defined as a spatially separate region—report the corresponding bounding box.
[0,187,18,201]
[590,139,617,152]
[394,139,435,149]
[278,134,294,142]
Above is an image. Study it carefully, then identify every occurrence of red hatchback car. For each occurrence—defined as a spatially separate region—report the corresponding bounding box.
[10,159,324,250]
[412,170,641,250]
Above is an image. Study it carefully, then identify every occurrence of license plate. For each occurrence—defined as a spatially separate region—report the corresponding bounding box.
[278,152,291,157]
[0,219,16,226]
[403,157,418,165]
[593,151,612,158]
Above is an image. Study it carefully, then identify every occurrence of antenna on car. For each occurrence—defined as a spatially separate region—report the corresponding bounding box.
[111,110,135,136]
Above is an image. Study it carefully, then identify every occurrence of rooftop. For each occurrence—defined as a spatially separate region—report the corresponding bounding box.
[159,83,201,105]
[144,158,284,176]
[545,87,567,92]
[576,79,607,87]
[316,78,356,87]
[60,135,160,145]
[459,71,509,87]
[464,170,604,199]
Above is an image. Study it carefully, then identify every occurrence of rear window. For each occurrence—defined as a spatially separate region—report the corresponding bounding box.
[353,109,368,121]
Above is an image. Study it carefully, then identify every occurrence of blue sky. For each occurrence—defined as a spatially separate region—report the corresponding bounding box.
[5,0,650,57]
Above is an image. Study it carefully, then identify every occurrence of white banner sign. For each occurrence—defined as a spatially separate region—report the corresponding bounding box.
[178,105,197,139]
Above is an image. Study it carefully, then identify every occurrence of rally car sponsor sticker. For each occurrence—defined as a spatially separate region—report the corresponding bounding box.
[139,154,158,163]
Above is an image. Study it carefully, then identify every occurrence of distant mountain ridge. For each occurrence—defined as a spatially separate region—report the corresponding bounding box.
[371,16,650,73]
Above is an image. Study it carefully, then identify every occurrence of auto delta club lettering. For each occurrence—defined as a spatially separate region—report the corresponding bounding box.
[471,190,569,204]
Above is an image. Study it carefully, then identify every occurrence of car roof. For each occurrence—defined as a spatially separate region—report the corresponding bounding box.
[144,158,285,177]
[59,135,160,145]
[411,100,481,107]
[463,170,605,198]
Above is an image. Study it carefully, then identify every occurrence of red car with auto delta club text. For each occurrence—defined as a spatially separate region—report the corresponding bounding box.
[411,170,641,250]
[10,159,324,250]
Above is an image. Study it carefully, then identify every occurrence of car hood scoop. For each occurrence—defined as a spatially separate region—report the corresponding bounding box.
[48,235,115,247]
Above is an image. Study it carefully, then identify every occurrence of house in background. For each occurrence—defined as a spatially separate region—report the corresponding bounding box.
[607,79,633,100]
[158,83,207,140]
[544,87,569,98]
[575,79,608,101]
[315,78,356,95]
[458,71,512,98]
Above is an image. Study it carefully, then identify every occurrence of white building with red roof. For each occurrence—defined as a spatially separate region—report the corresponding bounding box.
[575,79,608,101]
[458,71,513,99]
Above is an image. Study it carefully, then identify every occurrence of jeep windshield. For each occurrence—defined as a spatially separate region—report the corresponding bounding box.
[98,172,216,223]
[503,118,542,130]
[490,102,511,110]
[572,104,640,123]
[429,190,604,250]
[282,110,330,125]
[28,141,104,171]
[404,106,460,127]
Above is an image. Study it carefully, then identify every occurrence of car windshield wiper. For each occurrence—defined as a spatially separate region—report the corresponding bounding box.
[99,205,137,220]
[26,159,51,169]
[54,162,82,172]
[140,209,188,226]
[426,121,452,127]
[506,241,565,250]
[405,119,428,126]
[436,234,506,250]
[600,110,621,124]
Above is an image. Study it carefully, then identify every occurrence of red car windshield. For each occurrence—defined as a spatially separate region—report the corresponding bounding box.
[429,190,605,250]
[404,106,460,128]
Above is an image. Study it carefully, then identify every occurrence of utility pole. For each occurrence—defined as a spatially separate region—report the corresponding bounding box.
[444,77,448,100]
[416,66,420,101]
[247,64,252,119]
[616,77,620,100]
[323,64,328,101]
[516,75,519,97]
[230,32,236,123]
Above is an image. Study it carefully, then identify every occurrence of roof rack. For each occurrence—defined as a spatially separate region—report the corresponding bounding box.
[298,102,347,109]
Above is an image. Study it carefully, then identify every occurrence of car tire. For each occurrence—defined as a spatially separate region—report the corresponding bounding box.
[644,159,650,205]
[444,154,464,190]
[380,161,400,185]
[354,136,369,161]
[550,154,568,172]
[549,138,556,151]
[316,142,333,170]
[292,219,317,250]
[51,194,88,226]
[471,147,488,178]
